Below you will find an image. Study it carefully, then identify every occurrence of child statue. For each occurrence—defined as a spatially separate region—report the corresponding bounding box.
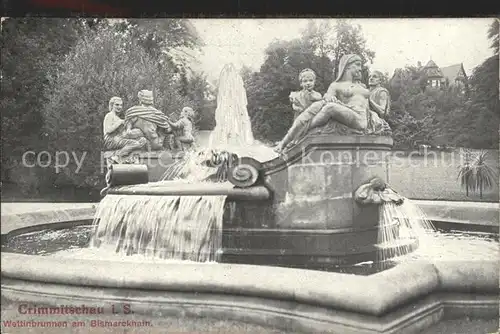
[273,68,323,152]
[168,107,196,151]
[289,68,323,120]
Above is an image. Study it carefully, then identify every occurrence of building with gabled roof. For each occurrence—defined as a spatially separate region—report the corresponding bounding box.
[440,63,468,86]
[422,60,467,89]
[389,60,468,92]
[423,60,443,78]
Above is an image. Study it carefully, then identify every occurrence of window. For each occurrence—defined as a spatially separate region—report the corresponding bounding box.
[430,79,439,88]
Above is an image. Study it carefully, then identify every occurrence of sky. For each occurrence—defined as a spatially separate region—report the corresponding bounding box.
[189,18,495,82]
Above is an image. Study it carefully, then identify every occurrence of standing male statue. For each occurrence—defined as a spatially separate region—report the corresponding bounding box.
[103,96,148,162]
[368,70,391,119]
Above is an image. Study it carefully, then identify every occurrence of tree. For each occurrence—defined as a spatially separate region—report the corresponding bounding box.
[487,18,499,55]
[41,23,194,189]
[457,19,499,149]
[387,66,438,147]
[303,19,376,83]
[386,62,480,149]
[0,18,92,183]
[116,19,203,60]
[178,70,214,131]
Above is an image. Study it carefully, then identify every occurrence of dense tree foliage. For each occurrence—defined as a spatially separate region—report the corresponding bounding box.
[388,66,455,148]
[1,18,209,193]
[1,18,92,182]
[177,68,216,130]
[302,19,376,82]
[460,19,499,148]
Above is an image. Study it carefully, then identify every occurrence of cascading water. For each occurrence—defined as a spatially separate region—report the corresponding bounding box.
[352,177,437,268]
[91,194,226,261]
[376,199,435,262]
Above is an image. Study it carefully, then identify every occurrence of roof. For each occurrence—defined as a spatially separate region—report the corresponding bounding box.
[423,60,443,78]
[440,63,466,83]
[425,60,439,68]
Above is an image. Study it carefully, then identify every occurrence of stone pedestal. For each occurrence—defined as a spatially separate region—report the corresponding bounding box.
[221,135,398,269]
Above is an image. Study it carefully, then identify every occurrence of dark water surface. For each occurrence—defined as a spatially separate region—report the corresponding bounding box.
[2,225,498,276]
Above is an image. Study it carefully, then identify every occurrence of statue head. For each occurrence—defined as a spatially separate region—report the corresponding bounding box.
[181,106,195,120]
[336,54,363,82]
[298,68,316,91]
[368,70,384,87]
[108,96,123,114]
[138,90,154,106]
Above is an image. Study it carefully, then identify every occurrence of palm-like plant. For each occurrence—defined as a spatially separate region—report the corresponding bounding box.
[458,149,498,198]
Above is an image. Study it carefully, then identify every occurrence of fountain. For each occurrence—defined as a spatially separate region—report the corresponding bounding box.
[2,59,498,333]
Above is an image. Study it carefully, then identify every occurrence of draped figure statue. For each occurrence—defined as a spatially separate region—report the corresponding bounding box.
[103,96,148,161]
[124,90,172,151]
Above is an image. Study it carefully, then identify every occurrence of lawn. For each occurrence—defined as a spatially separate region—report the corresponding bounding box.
[389,149,499,202]
[1,182,101,202]
[1,149,498,203]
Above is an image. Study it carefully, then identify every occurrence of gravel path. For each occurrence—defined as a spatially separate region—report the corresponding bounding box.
[1,203,97,215]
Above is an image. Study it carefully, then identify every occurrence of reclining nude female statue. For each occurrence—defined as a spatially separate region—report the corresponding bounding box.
[275,54,390,153]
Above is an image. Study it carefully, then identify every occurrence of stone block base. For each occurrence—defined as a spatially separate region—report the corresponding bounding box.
[102,151,184,182]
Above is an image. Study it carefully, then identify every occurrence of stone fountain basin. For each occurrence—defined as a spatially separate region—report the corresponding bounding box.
[2,251,498,334]
[1,203,499,333]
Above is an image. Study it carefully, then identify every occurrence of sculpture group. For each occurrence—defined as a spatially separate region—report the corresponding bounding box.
[103,90,195,163]
[102,53,392,163]
[275,54,392,153]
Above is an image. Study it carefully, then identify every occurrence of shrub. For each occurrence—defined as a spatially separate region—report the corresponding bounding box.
[458,149,498,198]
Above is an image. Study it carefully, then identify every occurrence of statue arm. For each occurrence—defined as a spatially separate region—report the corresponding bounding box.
[323,83,340,103]
[291,103,303,112]
[103,113,124,135]
[168,119,184,129]
[289,92,303,112]
[311,91,323,101]
[370,91,389,116]
[124,116,139,133]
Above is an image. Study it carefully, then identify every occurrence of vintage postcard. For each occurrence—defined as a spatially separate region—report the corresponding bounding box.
[1,17,499,333]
